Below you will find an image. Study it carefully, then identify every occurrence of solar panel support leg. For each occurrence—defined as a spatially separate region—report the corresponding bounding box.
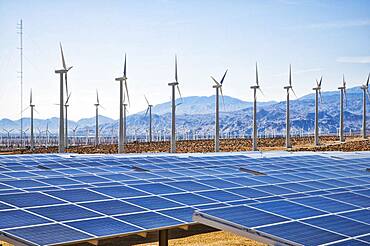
[159,229,168,246]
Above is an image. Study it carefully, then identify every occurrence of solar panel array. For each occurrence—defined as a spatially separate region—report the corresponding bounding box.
[0,153,368,246]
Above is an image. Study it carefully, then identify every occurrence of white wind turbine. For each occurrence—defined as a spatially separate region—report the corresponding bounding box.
[338,75,347,143]
[250,63,264,151]
[3,129,14,148]
[144,95,153,142]
[115,54,129,153]
[361,73,370,139]
[313,76,323,146]
[94,90,104,146]
[54,43,72,153]
[211,69,227,152]
[283,65,297,148]
[168,56,182,153]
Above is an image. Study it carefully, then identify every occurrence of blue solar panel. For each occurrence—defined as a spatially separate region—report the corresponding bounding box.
[258,221,346,245]
[67,217,141,237]
[4,224,91,245]
[28,204,101,221]
[46,189,110,202]
[80,200,144,215]
[0,152,368,246]
[115,211,182,230]
[0,192,65,207]
[0,210,50,229]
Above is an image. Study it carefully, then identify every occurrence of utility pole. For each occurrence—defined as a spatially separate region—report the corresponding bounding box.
[17,20,24,147]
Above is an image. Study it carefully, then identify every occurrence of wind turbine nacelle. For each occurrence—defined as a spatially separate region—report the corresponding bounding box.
[283,85,292,89]
[168,82,179,86]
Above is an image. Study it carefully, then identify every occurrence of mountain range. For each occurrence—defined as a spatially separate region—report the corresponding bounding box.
[1,86,369,138]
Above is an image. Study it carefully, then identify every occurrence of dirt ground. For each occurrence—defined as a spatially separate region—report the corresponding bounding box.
[2,136,369,155]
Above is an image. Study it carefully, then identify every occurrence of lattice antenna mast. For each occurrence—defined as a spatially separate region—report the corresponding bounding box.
[17,19,24,146]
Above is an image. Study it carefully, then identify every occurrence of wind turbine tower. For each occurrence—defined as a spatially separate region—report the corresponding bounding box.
[250,63,263,151]
[313,77,323,146]
[64,92,71,148]
[54,43,72,153]
[29,89,36,150]
[283,65,297,148]
[115,54,129,153]
[361,73,370,139]
[168,56,182,153]
[338,75,347,143]
[144,95,153,142]
[94,90,103,146]
[211,70,227,152]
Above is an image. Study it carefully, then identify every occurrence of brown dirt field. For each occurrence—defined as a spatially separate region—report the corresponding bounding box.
[2,136,369,155]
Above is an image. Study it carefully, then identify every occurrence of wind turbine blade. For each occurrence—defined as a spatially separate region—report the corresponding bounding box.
[367,89,370,101]
[66,92,72,104]
[60,43,66,70]
[319,89,323,103]
[255,62,259,86]
[30,89,32,105]
[319,76,323,87]
[220,87,225,109]
[316,79,319,88]
[124,81,130,106]
[96,90,99,105]
[34,108,39,114]
[220,69,228,85]
[258,87,265,97]
[211,76,220,85]
[291,88,297,98]
[176,85,183,101]
[124,53,127,78]
[211,76,220,86]
[175,55,178,82]
[367,72,370,87]
[144,95,149,105]
[145,107,149,117]
[289,64,292,86]
[22,106,29,114]
[65,73,69,97]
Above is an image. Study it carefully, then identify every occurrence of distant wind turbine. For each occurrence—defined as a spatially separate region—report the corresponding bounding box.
[115,54,129,153]
[94,90,104,146]
[54,43,72,153]
[283,65,297,148]
[250,63,264,151]
[338,75,347,143]
[3,129,14,148]
[211,69,227,152]
[168,55,182,153]
[144,95,153,142]
[313,76,323,146]
[361,73,370,139]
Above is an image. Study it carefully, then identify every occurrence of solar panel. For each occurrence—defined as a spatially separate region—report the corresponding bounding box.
[0,152,368,246]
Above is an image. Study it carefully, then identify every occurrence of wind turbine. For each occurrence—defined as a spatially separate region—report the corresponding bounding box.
[168,55,182,153]
[45,121,51,148]
[54,43,72,153]
[250,63,264,151]
[361,73,370,139]
[144,95,153,142]
[94,90,103,146]
[115,54,129,153]
[283,65,297,148]
[64,92,71,148]
[3,129,14,148]
[29,89,36,150]
[338,75,347,143]
[211,69,227,152]
[72,125,78,146]
[313,76,323,146]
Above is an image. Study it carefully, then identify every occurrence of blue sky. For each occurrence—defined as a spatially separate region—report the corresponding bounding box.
[0,0,369,120]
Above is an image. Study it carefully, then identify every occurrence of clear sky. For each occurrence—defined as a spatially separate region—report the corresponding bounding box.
[0,0,369,120]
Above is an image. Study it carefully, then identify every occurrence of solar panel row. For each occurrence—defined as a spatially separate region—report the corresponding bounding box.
[0,153,368,245]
